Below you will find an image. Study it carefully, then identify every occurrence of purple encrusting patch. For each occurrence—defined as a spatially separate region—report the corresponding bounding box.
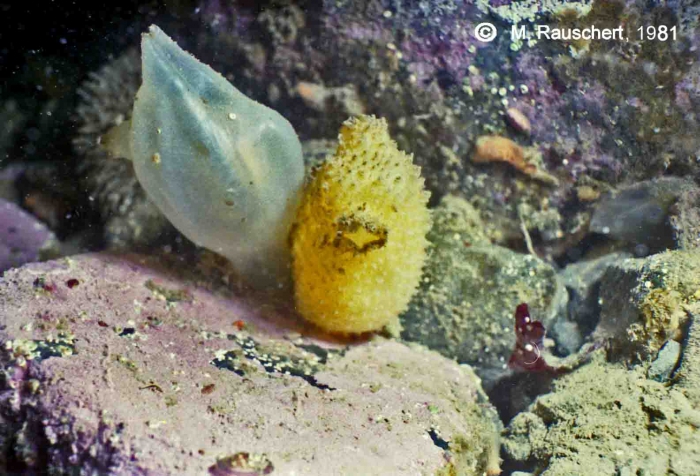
[323,1,484,86]
[0,198,55,273]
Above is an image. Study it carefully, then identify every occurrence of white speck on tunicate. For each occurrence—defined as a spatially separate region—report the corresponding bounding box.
[228,113,237,120]
[602,226,610,234]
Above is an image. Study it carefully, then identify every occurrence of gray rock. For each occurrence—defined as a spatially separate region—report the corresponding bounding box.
[555,252,632,355]
[401,195,567,386]
[560,252,631,332]
[670,186,700,250]
[648,339,682,382]
[595,250,700,360]
[550,320,583,356]
[590,177,697,252]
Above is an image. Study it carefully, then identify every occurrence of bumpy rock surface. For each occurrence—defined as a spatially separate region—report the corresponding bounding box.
[558,252,631,351]
[401,195,567,385]
[595,250,700,360]
[503,355,700,476]
[0,253,500,475]
[670,186,700,251]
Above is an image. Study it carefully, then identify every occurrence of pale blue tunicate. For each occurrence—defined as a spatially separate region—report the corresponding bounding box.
[130,25,304,288]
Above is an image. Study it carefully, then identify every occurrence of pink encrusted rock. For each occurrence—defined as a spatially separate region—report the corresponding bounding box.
[0,253,500,476]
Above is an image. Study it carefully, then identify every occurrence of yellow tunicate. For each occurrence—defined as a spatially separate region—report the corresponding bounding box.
[291,115,431,333]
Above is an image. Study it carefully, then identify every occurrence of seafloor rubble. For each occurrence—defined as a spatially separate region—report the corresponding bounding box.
[1,0,700,474]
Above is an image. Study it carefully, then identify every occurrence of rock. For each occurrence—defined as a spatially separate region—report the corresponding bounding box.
[590,177,697,253]
[0,253,500,476]
[559,252,631,338]
[594,250,700,360]
[647,339,682,382]
[550,320,582,357]
[401,195,567,386]
[503,356,700,476]
[424,194,491,248]
[0,198,58,273]
[675,310,700,408]
[670,186,700,250]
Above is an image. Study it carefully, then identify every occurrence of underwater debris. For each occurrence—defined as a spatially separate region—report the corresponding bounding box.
[292,115,431,334]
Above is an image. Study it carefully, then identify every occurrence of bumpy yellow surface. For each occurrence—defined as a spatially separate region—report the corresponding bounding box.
[291,115,431,333]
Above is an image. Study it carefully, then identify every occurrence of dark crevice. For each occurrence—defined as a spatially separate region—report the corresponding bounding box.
[211,335,339,391]
[427,428,449,450]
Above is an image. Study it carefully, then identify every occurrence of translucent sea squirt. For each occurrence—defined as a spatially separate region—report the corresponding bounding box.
[130,25,304,287]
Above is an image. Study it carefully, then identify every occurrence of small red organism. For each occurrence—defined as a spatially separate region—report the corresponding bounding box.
[66,278,80,289]
[233,319,245,331]
[508,303,555,373]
